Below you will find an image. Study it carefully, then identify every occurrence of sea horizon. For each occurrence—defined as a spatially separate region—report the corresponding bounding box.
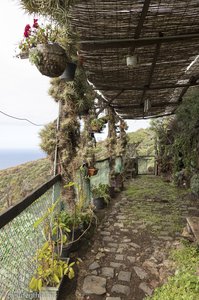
[0,148,47,170]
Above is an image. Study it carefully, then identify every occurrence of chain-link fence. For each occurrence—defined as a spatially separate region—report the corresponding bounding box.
[0,177,61,300]
[75,157,123,205]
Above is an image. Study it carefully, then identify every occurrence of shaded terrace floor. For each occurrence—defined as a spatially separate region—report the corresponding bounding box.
[59,176,199,300]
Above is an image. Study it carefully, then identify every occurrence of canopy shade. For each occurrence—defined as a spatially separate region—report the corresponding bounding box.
[70,0,199,118]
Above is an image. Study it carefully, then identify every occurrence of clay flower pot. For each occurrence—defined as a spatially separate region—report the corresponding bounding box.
[88,167,98,177]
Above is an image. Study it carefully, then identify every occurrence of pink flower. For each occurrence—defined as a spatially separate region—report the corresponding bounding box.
[33,19,39,28]
[24,24,31,37]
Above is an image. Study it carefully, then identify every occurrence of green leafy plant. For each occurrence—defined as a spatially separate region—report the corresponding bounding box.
[20,0,74,25]
[28,47,43,65]
[29,197,78,292]
[190,173,199,196]
[147,244,199,300]
[52,210,71,256]
[29,241,75,291]
[90,117,106,132]
[91,183,111,204]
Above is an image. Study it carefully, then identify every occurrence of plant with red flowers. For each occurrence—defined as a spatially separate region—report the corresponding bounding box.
[18,19,61,56]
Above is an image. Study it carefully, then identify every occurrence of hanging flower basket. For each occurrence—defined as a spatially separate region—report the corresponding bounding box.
[88,167,98,177]
[30,43,68,77]
[90,117,106,133]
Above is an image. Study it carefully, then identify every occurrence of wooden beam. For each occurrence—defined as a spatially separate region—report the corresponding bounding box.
[170,76,199,115]
[119,112,175,119]
[139,40,161,105]
[113,101,178,109]
[80,33,199,50]
[97,89,124,115]
[135,0,151,38]
[129,0,151,53]
[94,81,199,91]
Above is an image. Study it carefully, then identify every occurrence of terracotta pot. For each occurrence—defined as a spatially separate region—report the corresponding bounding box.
[91,125,103,133]
[88,167,98,177]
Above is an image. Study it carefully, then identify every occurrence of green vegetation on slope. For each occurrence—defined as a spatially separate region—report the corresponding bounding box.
[128,128,155,156]
[0,158,52,213]
[147,243,199,300]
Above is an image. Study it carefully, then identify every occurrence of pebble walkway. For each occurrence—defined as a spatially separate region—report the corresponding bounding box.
[64,176,199,300]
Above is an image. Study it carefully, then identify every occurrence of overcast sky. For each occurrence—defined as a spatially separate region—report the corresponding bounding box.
[0,1,149,150]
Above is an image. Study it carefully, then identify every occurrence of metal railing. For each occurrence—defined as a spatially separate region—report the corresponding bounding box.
[0,174,61,300]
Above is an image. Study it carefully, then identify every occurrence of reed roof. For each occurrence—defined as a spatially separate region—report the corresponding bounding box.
[70,0,199,119]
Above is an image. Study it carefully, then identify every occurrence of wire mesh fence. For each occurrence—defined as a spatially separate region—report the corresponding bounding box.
[0,180,61,300]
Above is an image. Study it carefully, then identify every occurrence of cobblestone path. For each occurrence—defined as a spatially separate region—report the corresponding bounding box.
[63,176,199,300]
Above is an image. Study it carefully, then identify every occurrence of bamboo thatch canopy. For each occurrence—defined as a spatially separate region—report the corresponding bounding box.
[70,0,199,119]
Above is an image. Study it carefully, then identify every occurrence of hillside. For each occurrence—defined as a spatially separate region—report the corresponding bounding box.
[0,128,154,213]
[0,158,52,213]
[128,128,155,156]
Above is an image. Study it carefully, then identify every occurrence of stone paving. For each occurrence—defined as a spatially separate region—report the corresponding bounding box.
[65,176,199,300]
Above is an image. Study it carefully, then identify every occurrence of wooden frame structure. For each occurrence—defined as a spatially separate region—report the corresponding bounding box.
[70,0,199,119]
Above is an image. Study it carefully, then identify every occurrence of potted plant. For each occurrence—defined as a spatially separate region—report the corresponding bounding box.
[17,19,72,78]
[29,198,80,299]
[52,210,72,258]
[90,117,106,133]
[88,166,98,177]
[91,183,111,210]
[29,241,76,300]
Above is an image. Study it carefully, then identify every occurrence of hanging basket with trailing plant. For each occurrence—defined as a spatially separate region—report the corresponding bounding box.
[90,117,106,133]
[17,20,69,77]
[29,43,68,77]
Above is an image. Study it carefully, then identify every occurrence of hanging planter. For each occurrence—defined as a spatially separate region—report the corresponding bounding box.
[90,118,106,133]
[88,166,98,177]
[29,43,68,77]
[60,62,77,81]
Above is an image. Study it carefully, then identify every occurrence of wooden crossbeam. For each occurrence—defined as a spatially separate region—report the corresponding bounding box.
[80,33,199,50]
[97,89,124,116]
[139,40,161,105]
[129,0,151,54]
[118,112,175,119]
[113,102,178,109]
[176,76,199,103]
[95,81,199,91]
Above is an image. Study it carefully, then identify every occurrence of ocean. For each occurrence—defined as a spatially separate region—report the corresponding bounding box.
[0,149,46,170]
